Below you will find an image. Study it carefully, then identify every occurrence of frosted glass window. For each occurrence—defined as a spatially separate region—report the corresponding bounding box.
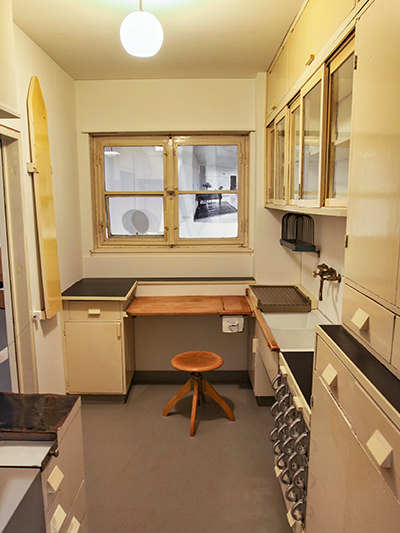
[104,146,163,192]
[107,196,164,236]
[326,54,354,199]
[179,193,238,239]
[177,145,238,191]
[302,82,322,199]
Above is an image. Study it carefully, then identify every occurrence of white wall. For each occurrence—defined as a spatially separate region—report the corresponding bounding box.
[0,26,83,393]
[75,78,256,278]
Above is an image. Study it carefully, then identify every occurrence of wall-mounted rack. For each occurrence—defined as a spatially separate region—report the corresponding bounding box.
[280,213,320,256]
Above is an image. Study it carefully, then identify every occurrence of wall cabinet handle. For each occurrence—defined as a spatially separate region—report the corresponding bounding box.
[321,363,338,387]
[351,308,369,331]
[50,504,66,533]
[116,323,121,339]
[366,429,393,468]
[47,465,64,493]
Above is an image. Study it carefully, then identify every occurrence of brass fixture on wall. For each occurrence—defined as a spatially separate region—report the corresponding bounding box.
[312,263,341,301]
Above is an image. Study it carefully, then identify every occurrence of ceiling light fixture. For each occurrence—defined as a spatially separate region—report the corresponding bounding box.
[120,0,164,58]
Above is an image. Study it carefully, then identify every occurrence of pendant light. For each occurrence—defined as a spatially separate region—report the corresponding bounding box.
[120,0,164,58]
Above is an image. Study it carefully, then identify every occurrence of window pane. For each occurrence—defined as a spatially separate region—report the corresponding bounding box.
[290,106,301,201]
[302,81,321,199]
[179,193,238,239]
[326,54,354,199]
[104,146,164,192]
[275,116,286,200]
[107,196,164,236]
[177,145,238,191]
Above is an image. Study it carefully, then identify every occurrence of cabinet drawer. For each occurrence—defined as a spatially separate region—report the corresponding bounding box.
[42,408,85,521]
[342,284,395,362]
[314,335,356,418]
[347,380,400,501]
[61,480,87,533]
[64,300,121,320]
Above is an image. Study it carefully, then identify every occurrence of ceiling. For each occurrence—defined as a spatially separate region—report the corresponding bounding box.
[12,0,304,81]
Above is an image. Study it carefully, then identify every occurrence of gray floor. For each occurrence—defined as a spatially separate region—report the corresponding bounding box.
[81,383,290,533]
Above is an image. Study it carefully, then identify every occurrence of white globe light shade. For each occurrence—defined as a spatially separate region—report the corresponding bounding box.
[120,11,163,58]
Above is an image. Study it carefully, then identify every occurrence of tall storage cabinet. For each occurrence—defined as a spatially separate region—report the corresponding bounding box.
[345,0,400,306]
[62,279,136,396]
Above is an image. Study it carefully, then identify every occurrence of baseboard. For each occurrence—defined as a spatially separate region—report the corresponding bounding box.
[133,370,251,385]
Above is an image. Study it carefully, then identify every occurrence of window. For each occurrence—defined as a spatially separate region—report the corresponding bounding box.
[91,134,249,250]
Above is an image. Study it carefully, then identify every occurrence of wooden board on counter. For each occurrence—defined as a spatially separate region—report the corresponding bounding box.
[126,295,251,316]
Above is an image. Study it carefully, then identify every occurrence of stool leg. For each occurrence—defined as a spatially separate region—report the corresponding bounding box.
[199,378,206,405]
[163,377,192,417]
[204,379,235,421]
[190,378,199,437]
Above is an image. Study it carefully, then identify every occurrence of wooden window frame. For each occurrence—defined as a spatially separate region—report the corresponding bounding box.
[90,133,249,251]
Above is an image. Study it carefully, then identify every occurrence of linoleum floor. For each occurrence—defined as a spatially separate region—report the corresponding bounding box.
[81,383,290,533]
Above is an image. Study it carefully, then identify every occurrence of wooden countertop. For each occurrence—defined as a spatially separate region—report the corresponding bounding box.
[126,295,251,316]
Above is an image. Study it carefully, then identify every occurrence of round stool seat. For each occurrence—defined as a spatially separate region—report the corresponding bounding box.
[171,351,223,373]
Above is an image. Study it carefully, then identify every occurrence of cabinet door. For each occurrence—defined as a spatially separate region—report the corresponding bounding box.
[267,45,287,116]
[299,67,326,207]
[307,375,400,532]
[65,322,123,394]
[265,122,275,204]
[345,0,400,305]
[288,97,301,204]
[273,107,288,205]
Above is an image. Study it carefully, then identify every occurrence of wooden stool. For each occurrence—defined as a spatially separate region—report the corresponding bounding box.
[163,351,235,436]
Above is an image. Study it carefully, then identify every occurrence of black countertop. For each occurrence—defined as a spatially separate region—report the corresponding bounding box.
[0,393,79,441]
[321,325,400,415]
[62,278,137,299]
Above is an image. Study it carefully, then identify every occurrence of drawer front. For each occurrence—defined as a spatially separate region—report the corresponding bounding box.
[255,322,278,382]
[43,409,85,523]
[314,335,356,419]
[347,380,400,501]
[64,300,121,321]
[61,480,87,533]
[342,284,395,362]
[391,316,400,371]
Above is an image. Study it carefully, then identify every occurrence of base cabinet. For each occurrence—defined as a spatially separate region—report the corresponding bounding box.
[63,299,134,395]
[248,320,276,398]
[307,331,400,532]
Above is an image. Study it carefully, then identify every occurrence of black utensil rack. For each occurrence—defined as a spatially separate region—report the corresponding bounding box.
[280,213,319,255]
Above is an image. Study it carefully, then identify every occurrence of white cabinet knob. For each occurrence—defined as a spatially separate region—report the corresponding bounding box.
[351,308,370,331]
[366,429,393,468]
[67,516,81,533]
[47,465,64,493]
[50,504,66,533]
[322,363,338,387]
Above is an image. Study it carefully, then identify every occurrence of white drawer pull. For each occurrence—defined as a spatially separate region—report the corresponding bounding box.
[351,308,369,331]
[366,429,393,468]
[47,465,64,493]
[322,363,338,387]
[88,308,101,316]
[50,504,66,533]
[293,396,303,412]
[279,365,288,378]
[67,516,81,533]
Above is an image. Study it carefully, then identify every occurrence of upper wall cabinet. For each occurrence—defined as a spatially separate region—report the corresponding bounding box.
[0,0,18,118]
[287,0,355,92]
[345,0,400,307]
[266,45,288,117]
[266,37,355,214]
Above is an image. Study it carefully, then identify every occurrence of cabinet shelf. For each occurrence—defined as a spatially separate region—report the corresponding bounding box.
[280,238,320,255]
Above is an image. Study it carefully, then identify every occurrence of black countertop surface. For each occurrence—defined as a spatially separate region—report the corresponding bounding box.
[0,393,79,441]
[321,325,400,415]
[62,278,137,299]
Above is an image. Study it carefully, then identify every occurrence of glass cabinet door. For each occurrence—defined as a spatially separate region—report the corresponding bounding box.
[325,39,355,207]
[274,108,288,205]
[265,122,275,204]
[299,66,325,206]
[288,98,301,203]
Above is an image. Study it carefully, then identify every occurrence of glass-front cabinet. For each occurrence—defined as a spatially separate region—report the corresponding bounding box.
[325,39,355,207]
[265,36,355,214]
